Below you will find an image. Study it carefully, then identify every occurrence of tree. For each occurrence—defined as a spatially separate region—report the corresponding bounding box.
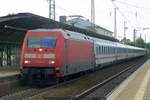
[135,37,145,48]
[121,38,134,46]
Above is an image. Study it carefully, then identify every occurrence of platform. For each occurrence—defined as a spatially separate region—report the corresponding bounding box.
[0,67,19,79]
[107,59,150,100]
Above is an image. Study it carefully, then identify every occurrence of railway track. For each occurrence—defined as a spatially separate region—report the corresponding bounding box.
[0,56,148,100]
[28,56,148,100]
[75,56,148,99]
[0,72,84,100]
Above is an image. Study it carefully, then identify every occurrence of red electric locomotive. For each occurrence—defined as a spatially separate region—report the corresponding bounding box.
[20,29,95,84]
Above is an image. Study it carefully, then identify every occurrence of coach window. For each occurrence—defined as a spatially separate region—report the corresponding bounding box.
[99,46,100,55]
[103,46,104,55]
[106,47,108,55]
[120,48,122,53]
[108,47,110,54]
[121,48,122,53]
[110,47,112,54]
[109,47,112,54]
[105,46,106,55]
[107,47,108,55]
[120,48,121,53]
[104,46,105,55]
[105,47,107,55]
[101,46,102,55]
[99,46,101,55]
[96,47,98,55]
[101,46,103,55]
[97,46,99,55]
[98,46,99,55]
[113,47,114,54]
[108,47,109,55]
[106,47,107,55]
[110,47,111,54]
[96,47,97,55]
[102,46,104,55]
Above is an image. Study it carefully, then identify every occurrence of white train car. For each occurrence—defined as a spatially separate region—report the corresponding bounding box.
[92,36,146,67]
[126,45,146,58]
[93,37,117,66]
[116,43,128,61]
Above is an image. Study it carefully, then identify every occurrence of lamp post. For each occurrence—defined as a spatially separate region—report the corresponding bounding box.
[112,0,117,39]
[91,0,95,30]
[143,28,150,43]
[134,27,150,44]
[114,7,117,38]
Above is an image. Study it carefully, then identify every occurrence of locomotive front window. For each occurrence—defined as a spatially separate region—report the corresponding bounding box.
[27,37,56,48]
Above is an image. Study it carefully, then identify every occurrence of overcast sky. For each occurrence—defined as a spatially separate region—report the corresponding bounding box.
[0,0,150,42]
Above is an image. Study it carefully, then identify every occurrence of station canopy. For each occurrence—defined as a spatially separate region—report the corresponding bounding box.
[0,13,118,45]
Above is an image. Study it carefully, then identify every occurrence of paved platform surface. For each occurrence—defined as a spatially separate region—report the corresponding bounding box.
[0,71,19,78]
[0,67,19,79]
[107,59,150,100]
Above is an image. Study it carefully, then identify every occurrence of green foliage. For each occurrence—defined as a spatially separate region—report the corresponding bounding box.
[121,37,150,55]
[145,43,150,54]
[135,37,145,48]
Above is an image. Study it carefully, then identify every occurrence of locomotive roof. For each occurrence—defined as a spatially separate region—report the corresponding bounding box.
[28,28,93,42]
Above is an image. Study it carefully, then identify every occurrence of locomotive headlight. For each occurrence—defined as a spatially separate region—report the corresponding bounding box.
[39,48,43,52]
[49,61,55,64]
[24,60,30,64]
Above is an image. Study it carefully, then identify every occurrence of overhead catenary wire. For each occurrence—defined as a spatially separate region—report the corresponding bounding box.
[111,2,135,29]
[55,4,90,21]
[56,4,76,15]
[112,1,150,29]
[117,1,150,10]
